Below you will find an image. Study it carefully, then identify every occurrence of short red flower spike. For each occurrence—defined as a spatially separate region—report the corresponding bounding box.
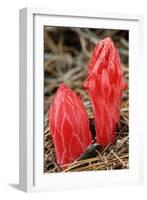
[49,84,92,166]
[84,37,127,147]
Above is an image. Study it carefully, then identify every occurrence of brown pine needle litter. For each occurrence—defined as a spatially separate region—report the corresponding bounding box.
[44,27,129,173]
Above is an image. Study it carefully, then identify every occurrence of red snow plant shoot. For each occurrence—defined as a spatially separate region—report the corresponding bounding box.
[84,37,127,147]
[49,84,92,166]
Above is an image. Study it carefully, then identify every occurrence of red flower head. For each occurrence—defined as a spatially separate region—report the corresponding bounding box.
[49,84,92,166]
[84,37,127,147]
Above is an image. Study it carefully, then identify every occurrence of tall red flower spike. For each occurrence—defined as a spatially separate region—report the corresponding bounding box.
[49,84,92,166]
[84,37,127,147]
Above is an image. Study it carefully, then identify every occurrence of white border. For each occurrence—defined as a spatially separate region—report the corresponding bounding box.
[19,8,144,192]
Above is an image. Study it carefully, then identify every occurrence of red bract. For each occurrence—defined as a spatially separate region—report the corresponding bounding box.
[84,37,127,147]
[49,84,92,166]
